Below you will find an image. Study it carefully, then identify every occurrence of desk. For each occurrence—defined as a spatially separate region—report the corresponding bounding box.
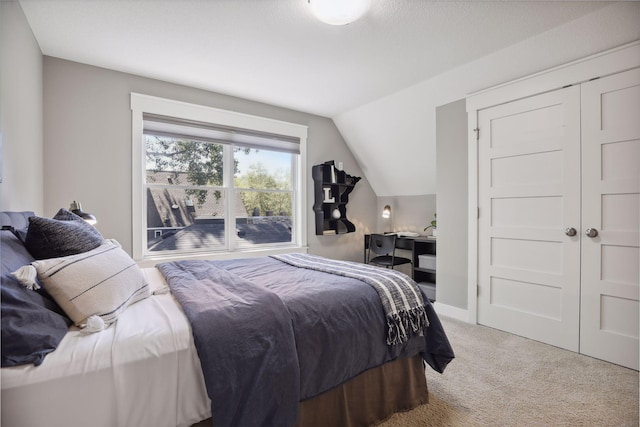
[364,234,437,301]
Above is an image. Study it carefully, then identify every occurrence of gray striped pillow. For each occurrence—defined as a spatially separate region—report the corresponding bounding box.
[32,239,150,328]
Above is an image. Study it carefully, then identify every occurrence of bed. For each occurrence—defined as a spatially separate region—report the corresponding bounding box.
[1,211,454,427]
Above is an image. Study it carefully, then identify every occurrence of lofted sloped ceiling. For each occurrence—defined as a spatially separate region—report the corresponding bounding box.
[19,0,639,196]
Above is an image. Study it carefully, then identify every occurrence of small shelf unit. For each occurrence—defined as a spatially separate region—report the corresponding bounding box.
[312,161,360,235]
[413,238,437,302]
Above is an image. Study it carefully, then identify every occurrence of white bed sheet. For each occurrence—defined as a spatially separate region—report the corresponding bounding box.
[1,267,211,427]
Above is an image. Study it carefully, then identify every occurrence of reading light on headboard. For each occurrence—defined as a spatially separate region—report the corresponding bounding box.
[70,201,97,225]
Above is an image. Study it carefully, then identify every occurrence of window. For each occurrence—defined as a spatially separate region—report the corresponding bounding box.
[131,94,307,261]
[233,148,295,249]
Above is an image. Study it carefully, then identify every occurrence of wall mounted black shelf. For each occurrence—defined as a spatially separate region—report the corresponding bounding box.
[312,161,360,235]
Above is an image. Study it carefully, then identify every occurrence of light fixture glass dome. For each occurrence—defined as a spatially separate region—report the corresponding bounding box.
[309,0,371,26]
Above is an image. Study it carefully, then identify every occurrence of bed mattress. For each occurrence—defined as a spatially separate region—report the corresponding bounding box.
[1,268,211,427]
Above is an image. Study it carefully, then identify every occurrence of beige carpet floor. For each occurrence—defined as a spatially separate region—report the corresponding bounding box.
[377,316,639,427]
[193,316,638,427]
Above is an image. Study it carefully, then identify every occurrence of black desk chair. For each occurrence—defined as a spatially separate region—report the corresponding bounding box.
[367,234,412,270]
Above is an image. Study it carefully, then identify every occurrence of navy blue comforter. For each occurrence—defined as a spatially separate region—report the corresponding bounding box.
[157,256,454,427]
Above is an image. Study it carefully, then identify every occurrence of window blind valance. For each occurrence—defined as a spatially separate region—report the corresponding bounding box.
[143,113,300,154]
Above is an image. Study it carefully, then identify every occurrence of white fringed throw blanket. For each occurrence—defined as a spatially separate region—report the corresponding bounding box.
[272,253,429,345]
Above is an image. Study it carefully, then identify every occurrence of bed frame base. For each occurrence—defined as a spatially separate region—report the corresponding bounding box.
[297,354,428,427]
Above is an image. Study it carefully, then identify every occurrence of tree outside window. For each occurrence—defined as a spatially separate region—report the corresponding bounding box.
[145,135,294,252]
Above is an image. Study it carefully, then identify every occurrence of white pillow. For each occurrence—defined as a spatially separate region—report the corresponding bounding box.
[18,239,150,330]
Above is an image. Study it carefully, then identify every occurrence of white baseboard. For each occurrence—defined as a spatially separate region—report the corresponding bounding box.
[433,302,471,323]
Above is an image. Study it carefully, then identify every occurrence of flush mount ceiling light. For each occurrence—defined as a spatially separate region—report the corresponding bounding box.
[308,0,371,26]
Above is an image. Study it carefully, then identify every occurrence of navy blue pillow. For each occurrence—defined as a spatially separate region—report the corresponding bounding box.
[24,208,103,260]
[1,230,72,367]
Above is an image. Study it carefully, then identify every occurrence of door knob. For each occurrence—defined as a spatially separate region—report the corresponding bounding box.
[585,228,598,238]
[564,227,577,237]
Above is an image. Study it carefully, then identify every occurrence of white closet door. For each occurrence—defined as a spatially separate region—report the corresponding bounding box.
[477,86,581,351]
[580,68,640,370]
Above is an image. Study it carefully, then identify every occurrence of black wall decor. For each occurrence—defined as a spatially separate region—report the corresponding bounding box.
[312,161,360,235]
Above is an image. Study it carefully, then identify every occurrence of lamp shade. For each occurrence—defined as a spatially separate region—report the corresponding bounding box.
[70,201,97,225]
[309,0,371,25]
[382,205,391,219]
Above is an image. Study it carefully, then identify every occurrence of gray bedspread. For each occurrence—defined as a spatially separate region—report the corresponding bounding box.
[157,256,454,427]
[272,253,429,346]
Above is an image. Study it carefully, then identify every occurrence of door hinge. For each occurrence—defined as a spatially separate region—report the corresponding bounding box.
[477,285,480,297]
[477,207,480,219]
[474,128,480,141]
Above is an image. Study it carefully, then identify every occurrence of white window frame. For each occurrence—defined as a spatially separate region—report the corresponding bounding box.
[131,93,308,263]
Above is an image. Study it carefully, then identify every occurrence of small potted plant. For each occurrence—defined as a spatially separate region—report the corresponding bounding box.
[424,213,437,237]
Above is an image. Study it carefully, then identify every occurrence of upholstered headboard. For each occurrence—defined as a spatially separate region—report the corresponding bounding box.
[0,211,35,229]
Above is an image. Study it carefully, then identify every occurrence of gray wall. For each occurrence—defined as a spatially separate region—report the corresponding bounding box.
[376,194,436,236]
[435,99,468,309]
[42,57,377,262]
[0,2,43,213]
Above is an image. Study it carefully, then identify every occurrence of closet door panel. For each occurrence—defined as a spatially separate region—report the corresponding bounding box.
[580,68,640,370]
[477,86,581,351]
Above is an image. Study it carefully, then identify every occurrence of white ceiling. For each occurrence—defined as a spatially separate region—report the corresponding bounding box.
[20,0,637,198]
[20,0,611,118]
